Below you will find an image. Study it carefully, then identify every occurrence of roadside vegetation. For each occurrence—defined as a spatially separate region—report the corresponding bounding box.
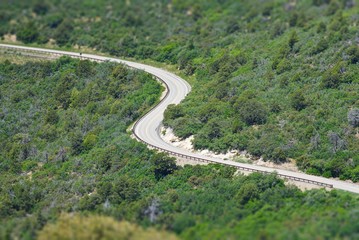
[1,0,359,239]
[0,55,358,240]
[1,0,357,181]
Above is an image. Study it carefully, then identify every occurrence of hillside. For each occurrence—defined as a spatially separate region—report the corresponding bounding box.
[0,53,358,240]
[1,1,359,239]
[1,0,358,180]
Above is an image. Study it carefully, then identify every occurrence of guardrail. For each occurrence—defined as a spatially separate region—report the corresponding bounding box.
[0,45,334,189]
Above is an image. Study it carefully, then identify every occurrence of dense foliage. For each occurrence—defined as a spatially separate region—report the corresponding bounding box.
[0,1,359,239]
[37,214,178,240]
[1,0,358,180]
[0,57,358,239]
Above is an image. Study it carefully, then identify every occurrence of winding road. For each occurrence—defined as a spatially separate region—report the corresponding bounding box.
[1,43,359,194]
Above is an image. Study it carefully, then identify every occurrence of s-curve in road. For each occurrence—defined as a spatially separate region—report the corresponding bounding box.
[1,43,359,194]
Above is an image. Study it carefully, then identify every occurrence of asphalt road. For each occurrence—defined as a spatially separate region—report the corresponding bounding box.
[1,43,358,194]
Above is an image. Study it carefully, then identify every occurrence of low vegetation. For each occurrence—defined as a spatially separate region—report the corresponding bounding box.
[1,0,357,180]
[1,1,359,239]
[38,214,178,240]
[0,57,358,240]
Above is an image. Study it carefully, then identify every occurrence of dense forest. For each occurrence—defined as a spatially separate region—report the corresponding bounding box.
[1,0,359,239]
[0,53,358,240]
[1,0,358,180]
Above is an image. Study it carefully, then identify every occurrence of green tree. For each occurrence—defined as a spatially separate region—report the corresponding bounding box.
[320,63,344,88]
[236,99,268,125]
[54,71,76,109]
[236,183,260,205]
[326,0,340,15]
[271,147,287,163]
[164,104,184,120]
[44,108,59,124]
[54,19,73,46]
[17,22,39,44]
[33,1,50,15]
[347,46,359,64]
[313,39,328,54]
[288,31,299,50]
[151,153,178,180]
[317,22,327,33]
[112,176,139,202]
[290,90,307,111]
[76,60,94,78]
[70,131,83,155]
[83,133,98,150]
[312,0,330,6]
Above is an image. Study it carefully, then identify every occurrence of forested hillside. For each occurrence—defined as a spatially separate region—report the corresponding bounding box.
[0,56,358,240]
[1,0,358,180]
[1,1,359,239]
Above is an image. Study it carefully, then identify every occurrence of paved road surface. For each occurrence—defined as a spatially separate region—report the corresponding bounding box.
[1,43,358,194]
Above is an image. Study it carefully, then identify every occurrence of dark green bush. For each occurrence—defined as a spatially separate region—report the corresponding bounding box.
[236,99,268,125]
[17,22,39,44]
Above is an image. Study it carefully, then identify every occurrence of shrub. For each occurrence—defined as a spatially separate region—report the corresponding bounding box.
[151,153,178,180]
[312,0,330,6]
[347,46,359,64]
[290,90,307,111]
[38,214,177,240]
[276,59,292,74]
[164,104,184,121]
[326,0,341,15]
[320,64,343,88]
[348,108,359,127]
[317,22,327,33]
[288,31,299,50]
[33,2,50,15]
[312,39,328,54]
[83,133,98,150]
[271,148,287,163]
[17,23,39,44]
[236,183,259,205]
[44,108,59,124]
[237,99,268,125]
[54,19,73,46]
[327,131,347,153]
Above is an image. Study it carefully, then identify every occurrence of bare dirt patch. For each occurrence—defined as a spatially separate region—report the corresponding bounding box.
[161,126,300,172]
[3,34,18,43]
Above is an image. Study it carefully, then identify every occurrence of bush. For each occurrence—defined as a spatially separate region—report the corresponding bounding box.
[271,148,287,163]
[236,183,259,205]
[236,99,268,125]
[326,0,341,15]
[347,46,359,64]
[312,39,328,54]
[33,2,50,15]
[54,19,73,46]
[276,59,292,74]
[38,214,177,240]
[348,108,359,127]
[83,133,98,150]
[164,104,184,121]
[317,22,327,33]
[44,108,59,124]
[288,31,299,50]
[320,63,343,88]
[312,0,330,6]
[290,90,307,111]
[151,153,178,180]
[70,131,84,155]
[17,23,39,44]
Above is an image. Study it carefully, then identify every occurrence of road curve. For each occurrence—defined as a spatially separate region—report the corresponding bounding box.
[1,43,359,194]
